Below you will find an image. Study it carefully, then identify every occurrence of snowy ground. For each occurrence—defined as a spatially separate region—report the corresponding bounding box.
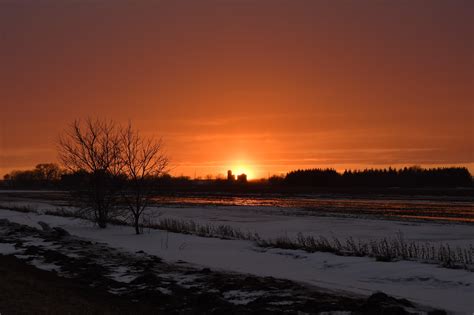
[1,217,434,314]
[0,208,473,314]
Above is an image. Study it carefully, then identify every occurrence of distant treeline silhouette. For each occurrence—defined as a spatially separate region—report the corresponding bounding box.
[2,164,473,190]
[2,163,63,188]
[284,166,472,187]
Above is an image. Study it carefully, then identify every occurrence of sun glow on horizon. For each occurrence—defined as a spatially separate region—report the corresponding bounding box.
[232,164,255,180]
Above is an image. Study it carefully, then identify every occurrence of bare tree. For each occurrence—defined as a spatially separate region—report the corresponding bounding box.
[120,123,168,234]
[58,118,123,228]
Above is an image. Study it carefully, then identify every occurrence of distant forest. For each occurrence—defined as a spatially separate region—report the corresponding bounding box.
[282,166,473,188]
[2,164,473,190]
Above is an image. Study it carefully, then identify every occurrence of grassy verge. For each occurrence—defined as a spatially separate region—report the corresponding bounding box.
[148,217,260,241]
[150,217,473,270]
[256,232,473,270]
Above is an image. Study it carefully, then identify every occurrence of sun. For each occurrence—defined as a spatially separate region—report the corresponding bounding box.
[233,164,255,180]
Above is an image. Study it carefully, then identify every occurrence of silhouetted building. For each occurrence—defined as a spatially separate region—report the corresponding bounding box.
[237,173,247,183]
[227,170,235,181]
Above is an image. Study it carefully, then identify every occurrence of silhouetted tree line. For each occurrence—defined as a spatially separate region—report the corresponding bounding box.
[285,166,473,188]
[3,165,172,190]
[3,163,64,188]
[3,165,473,190]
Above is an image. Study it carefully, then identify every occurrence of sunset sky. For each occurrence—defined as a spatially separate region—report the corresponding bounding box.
[1,1,473,179]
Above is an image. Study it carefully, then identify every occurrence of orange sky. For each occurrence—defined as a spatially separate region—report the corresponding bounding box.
[1,1,473,179]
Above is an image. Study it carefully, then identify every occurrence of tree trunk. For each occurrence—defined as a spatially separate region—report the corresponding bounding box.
[134,215,140,234]
[97,209,107,229]
[98,216,107,228]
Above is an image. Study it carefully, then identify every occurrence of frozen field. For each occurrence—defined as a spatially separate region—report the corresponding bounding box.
[154,206,474,248]
[152,194,474,223]
[1,191,473,247]
[0,191,473,313]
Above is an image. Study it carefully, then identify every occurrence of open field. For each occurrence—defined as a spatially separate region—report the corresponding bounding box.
[1,190,473,222]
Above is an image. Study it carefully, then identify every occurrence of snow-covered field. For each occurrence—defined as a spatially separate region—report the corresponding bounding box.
[155,205,474,247]
[1,206,473,314]
[1,194,473,247]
